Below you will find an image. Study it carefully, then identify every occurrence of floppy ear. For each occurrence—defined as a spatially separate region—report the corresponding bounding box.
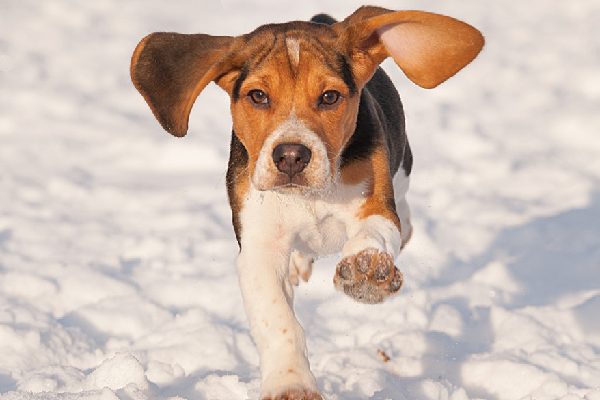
[130,33,234,137]
[338,7,484,89]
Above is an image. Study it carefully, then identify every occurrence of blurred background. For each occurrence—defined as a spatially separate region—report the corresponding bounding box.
[1,1,599,399]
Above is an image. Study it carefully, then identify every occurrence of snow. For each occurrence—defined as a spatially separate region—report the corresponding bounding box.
[1,0,599,399]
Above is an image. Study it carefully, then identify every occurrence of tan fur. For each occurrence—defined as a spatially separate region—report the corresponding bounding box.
[340,146,399,229]
[356,148,401,229]
[340,159,372,186]
[333,7,484,88]
[220,31,361,190]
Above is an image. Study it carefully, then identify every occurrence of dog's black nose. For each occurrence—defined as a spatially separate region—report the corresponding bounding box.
[272,143,312,178]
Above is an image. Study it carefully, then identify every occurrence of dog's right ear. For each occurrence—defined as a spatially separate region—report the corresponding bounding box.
[131,33,234,137]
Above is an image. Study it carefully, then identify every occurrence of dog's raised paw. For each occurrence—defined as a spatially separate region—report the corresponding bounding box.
[262,389,323,400]
[333,248,403,304]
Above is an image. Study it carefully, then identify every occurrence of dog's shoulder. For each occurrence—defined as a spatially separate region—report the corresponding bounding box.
[341,67,411,178]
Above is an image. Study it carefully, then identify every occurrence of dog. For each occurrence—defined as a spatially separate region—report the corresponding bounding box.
[131,6,483,399]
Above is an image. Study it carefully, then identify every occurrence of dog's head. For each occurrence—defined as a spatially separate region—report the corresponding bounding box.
[131,7,483,192]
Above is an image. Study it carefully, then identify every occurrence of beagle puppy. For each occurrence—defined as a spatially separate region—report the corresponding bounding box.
[131,6,483,399]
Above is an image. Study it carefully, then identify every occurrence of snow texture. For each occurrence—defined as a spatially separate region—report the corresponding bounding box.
[1,0,599,399]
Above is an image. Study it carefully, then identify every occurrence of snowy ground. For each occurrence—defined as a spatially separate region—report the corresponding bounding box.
[1,1,599,399]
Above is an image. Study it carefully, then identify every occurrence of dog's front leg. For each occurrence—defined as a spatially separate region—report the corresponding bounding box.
[334,152,409,304]
[237,230,321,399]
[333,213,405,304]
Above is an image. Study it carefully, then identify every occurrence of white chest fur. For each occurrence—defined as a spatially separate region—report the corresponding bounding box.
[235,176,410,398]
[238,182,368,257]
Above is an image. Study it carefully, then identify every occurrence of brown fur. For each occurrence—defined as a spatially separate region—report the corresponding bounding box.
[340,158,372,186]
[130,33,234,136]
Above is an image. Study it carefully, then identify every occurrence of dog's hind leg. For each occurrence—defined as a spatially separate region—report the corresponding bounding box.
[288,250,314,286]
[394,173,413,248]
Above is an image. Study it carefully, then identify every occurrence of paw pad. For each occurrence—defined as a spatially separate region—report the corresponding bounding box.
[333,248,403,304]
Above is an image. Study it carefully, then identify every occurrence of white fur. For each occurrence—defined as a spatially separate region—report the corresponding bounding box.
[289,250,313,286]
[285,37,300,68]
[341,214,402,259]
[237,175,410,397]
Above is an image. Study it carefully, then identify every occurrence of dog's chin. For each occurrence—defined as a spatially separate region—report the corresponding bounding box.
[260,183,315,195]
[253,173,331,195]
[271,183,310,194]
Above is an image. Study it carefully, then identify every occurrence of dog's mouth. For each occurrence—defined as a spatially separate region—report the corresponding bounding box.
[271,184,306,194]
[258,174,310,193]
[273,173,309,188]
[253,171,332,194]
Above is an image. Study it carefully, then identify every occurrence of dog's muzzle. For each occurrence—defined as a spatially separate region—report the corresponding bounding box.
[252,116,330,191]
[272,143,312,179]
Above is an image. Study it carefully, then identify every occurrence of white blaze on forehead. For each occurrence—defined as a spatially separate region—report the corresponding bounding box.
[285,37,300,68]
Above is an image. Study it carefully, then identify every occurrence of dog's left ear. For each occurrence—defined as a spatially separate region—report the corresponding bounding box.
[337,7,484,89]
[131,33,234,137]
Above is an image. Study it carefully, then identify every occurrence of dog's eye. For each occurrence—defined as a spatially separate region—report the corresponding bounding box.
[248,89,269,107]
[319,90,341,107]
